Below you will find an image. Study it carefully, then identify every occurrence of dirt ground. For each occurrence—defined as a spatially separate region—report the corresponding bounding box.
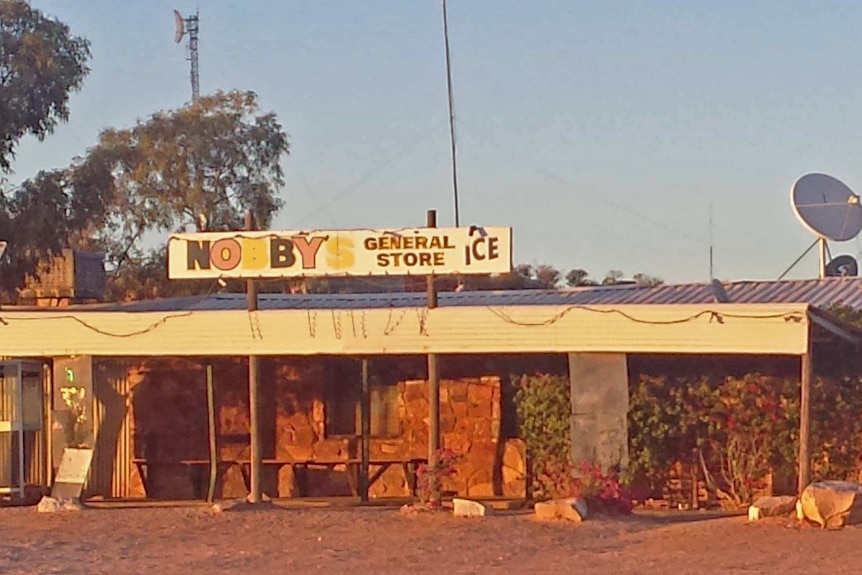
[1,502,861,575]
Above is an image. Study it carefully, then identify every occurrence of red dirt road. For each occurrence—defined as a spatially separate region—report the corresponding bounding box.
[0,504,860,574]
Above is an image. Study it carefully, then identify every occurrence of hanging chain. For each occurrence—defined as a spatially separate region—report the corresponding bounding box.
[331,310,342,339]
[383,309,406,335]
[416,307,429,336]
[306,309,317,338]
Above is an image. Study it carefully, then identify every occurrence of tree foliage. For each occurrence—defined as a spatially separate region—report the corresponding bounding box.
[92,90,289,275]
[1,90,290,300]
[0,0,90,172]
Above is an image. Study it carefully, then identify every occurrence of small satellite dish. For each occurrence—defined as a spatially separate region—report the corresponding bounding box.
[791,173,862,242]
[0,240,7,259]
[173,10,185,43]
[825,254,859,277]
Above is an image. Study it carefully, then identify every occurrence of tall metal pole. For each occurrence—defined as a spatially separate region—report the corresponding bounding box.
[441,0,460,227]
[708,204,714,281]
[245,211,262,503]
[425,209,440,504]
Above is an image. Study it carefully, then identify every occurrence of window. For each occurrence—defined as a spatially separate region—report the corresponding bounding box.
[324,361,400,438]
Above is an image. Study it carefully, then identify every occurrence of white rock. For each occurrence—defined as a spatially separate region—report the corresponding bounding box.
[748,495,796,520]
[453,498,488,517]
[37,496,82,513]
[800,480,862,529]
[37,496,61,513]
[534,501,558,520]
[561,497,588,520]
[748,506,761,521]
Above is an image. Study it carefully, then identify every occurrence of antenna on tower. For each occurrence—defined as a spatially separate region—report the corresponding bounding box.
[174,9,200,103]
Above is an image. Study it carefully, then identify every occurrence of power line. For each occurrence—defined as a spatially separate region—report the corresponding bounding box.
[457,120,756,260]
[292,119,447,227]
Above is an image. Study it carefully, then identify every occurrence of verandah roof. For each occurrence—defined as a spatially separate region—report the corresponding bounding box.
[0,301,854,357]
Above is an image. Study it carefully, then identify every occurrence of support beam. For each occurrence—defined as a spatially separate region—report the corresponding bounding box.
[359,358,370,503]
[426,209,440,504]
[205,363,217,503]
[568,353,629,470]
[798,330,813,495]
[245,211,262,504]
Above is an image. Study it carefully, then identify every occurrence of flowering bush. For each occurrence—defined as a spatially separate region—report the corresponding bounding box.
[628,371,862,508]
[416,447,459,508]
[59,385,88,447]
[573,461,633,515]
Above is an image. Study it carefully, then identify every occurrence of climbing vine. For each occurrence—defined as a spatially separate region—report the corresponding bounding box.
[512,373,574,499]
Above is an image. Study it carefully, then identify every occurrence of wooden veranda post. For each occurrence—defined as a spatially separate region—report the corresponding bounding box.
[245,211,262,504]
[359,359,370,502]
[206,363,217,503]
[798,327,813,496]
[426,209,440,504]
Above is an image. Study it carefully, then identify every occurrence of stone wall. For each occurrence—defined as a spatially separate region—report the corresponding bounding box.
[102,357,526,499]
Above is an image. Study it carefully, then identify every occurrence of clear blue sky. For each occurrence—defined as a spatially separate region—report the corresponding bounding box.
[10,0,862,283]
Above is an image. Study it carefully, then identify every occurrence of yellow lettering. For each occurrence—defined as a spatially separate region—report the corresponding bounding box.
[326,236,354,269]
[241,237,268,270]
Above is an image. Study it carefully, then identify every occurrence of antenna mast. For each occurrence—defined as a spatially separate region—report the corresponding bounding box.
[709,204,714,280]
[174,9,200,103]
[188,11,200,102]
[441,0,460,227]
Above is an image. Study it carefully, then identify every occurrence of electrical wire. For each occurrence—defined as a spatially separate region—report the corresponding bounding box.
[0,312,193,338]
[291,119,448,227]
[485,305,803,328]
[457,119,759,261]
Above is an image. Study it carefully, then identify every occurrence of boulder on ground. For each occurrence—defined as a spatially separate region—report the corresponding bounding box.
[453,498,489,517]
[748,495,797,521]
[37,496,83,513]
[533,497,587,523]
[534,501,558,520]
[800,481,862,529]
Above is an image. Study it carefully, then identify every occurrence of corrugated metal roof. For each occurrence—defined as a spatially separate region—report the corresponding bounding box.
[68,277,862,313]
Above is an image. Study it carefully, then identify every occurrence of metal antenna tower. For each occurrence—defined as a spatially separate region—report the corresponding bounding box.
[174,9,200,103]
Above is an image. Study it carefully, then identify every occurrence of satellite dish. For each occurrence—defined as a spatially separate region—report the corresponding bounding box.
[0,240,6,259]
[173,10,185,43]
[791,173,862,242]
[825,254,858,277]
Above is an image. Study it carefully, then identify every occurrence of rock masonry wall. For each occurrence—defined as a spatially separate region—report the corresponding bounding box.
[107,358,526,499]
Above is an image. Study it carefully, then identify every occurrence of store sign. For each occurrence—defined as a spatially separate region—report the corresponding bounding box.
[167,227,512,279]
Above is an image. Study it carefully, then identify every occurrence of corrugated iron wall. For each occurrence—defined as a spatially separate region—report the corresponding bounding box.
[27,363,51,487]
[89,360,132,498]
[0,368,13,490]
[0,361,50,494]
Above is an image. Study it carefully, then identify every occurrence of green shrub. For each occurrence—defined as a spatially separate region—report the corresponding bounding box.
[513,373,574,499]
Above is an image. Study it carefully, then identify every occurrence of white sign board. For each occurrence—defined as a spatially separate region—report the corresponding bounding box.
[51,447,93,499]
[168,227,512,280]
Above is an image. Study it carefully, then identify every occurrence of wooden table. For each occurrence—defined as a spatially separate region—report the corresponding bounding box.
[132,457,428,499]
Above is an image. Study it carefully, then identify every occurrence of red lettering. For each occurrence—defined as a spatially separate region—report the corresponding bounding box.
[211,238,241,271]
[292,236,325,269]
